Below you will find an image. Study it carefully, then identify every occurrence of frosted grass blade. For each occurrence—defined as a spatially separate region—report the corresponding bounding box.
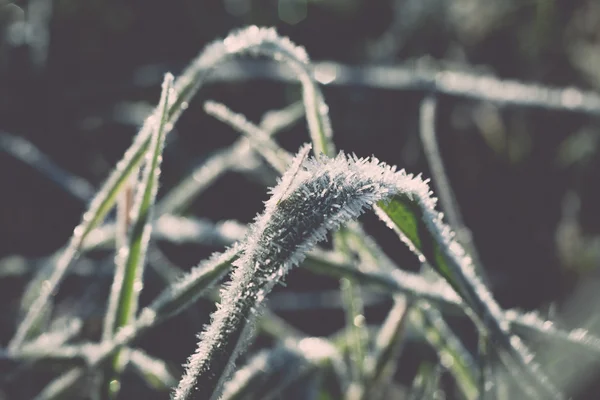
[174,149,497,400]
[220,338,338,400]
[203,101,290,173]
[303,250,463,313]
[128,348,178,391]
[332,229,369,398]
[360,296,410,400]
[418,95,486,280]
[157,101,303,215]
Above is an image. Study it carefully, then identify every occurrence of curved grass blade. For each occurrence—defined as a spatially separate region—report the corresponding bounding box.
[175,149,509,400]
[418,95,486,280]
[303,250,462,313]
[11,25,333,352]
[202,99,366,394]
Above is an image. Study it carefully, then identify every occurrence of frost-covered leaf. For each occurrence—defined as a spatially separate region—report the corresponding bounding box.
[174,149,561,400]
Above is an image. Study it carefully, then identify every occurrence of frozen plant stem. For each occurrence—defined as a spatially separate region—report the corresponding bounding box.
[418,95,486,280]
[172,148,559,400]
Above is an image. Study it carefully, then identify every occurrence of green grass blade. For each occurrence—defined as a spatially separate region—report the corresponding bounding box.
[408,362,445,400]
[108,73,173,336]
[101,73,174,398]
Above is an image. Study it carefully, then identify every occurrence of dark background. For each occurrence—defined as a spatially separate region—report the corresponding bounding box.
[1,0,600,398]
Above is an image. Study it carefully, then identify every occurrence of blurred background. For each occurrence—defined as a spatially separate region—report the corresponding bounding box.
[1,0,600,398]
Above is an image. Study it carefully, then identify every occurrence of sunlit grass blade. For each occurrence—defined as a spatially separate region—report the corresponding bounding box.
[220,338,338,400]
[127,348,178,391]
[0,131,95,202]
[204,101,290,173]
[105,73,173,336]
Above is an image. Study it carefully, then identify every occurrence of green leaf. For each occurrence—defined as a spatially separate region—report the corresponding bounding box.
[101,73,174,398]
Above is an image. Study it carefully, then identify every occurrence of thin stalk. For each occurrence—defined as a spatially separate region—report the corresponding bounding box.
[157,100,303,215]
[360,296,411,400]
[101,73,174,398]
[200,58,600,116]
[333,230,369,399]
[419,95,486,281]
